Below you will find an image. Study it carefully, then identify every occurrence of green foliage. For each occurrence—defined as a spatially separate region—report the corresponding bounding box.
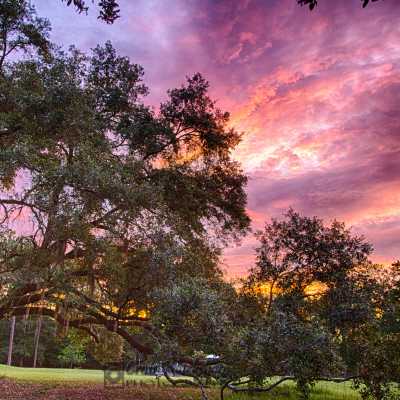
[236,211,398,399]
[151,276,236,363]
[0,0,50,70]
[0,316,59,367]
[0,0,249,370]
[57,330,87,368]
[347,264,400,400]
[207,210,399,400]
[86,326,124,365]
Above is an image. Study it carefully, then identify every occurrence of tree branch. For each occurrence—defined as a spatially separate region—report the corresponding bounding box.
[163,368,197,387]
[227,375,359,394]
[9,306,100,342]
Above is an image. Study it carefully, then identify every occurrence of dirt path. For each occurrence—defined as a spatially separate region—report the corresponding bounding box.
[0,379,206,400]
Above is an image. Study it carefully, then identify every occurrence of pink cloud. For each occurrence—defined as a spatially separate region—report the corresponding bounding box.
[29,0,400,276]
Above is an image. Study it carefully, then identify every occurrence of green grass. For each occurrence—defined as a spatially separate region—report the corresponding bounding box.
[0,364,365,399]
[227,380,361,400]
[0,363,158,384]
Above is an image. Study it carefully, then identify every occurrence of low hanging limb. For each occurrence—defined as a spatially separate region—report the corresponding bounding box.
[163,368,197,387]
[220,379,251,400]
[227,376,293,394]
[2,289,157,356]
[163,369,210,400]
[223,375,360,400]
[8,306,100,343]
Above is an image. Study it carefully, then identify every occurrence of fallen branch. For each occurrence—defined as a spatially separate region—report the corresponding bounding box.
[226,375,359,396]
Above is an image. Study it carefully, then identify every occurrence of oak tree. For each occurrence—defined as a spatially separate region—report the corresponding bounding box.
[0,35,249,363]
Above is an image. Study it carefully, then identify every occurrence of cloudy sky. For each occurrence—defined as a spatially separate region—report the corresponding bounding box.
[33,0,400,278]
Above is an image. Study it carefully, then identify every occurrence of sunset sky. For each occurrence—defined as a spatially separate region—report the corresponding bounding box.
[33,0,400,278]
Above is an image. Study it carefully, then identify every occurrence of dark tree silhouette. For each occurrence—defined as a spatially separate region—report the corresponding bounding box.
[60,0,385,25]
[298,0,383,10]
[61,0,120,23]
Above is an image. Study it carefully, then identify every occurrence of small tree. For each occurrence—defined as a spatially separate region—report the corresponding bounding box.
[57,330,87,368]
[214,210,399,400]
[86,327,124,366]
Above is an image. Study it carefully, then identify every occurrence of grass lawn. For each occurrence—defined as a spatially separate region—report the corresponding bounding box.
[0,364,363,399]
[0,363,157,384]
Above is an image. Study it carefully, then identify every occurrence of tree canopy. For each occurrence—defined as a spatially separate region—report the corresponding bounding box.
[147,210,399,400]
[0,0,249,361]
[0,0,50,70]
